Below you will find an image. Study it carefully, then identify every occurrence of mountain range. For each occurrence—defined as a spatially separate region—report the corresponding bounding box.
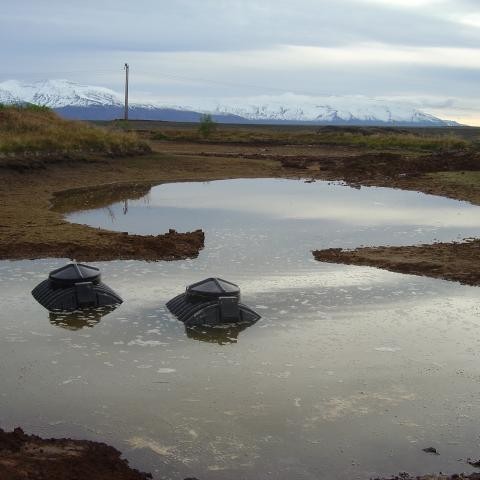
[0,79,458,126]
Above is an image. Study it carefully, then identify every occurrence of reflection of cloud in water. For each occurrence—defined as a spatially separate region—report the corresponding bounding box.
[142,180,480,227]
[241,267,398,294]
[108,266,400,307]
[49,305,118,330]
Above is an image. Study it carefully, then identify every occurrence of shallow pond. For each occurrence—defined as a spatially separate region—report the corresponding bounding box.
[1,179,480,479]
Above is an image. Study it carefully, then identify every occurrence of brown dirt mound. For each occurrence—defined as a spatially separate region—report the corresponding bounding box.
[0,427,152,480]
[0,229,205,262]
[313,239,480,287]
[280,149,480,180]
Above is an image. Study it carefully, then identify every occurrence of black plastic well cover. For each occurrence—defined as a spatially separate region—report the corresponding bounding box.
[187,277,240,299]
[32,263,123,312]
[167,277,260,328]
[49,263,101,287]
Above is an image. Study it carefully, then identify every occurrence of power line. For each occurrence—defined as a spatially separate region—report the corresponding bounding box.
[1,66,338,98]
[155,72,335,97]
[0,69,119,79]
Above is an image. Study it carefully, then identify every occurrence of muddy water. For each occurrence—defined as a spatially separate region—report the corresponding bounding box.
[2,179,480,479]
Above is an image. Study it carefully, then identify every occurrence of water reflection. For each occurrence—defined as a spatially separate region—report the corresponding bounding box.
[67,179,480,249]
[49,305,118,330]
[52,182,152,215]
[186,323,253,344]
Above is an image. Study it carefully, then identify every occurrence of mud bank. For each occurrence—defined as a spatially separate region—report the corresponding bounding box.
[158,142,480,204]
[151,141,480,286]
[264,149,480,206]
[374,475,480,480]
[2,427,479,480]
[0,151,279,261]
[1,138,479,277]
[313,239,480,287]
[276,147,480,285]
[0,427,152,480]
[0,228,205,262]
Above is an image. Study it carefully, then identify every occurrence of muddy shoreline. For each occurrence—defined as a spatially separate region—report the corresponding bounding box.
[0,427,152,480]
[2,428,480,480]
[0,151,281,261]
[314,239,480,287]
[1,140,479,278]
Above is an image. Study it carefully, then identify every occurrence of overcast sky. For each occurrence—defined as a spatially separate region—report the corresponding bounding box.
[2,0,480,123]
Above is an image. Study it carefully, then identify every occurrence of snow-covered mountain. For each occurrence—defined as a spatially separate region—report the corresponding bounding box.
[0,79,458,126]
[0,79,124,108]
[204,93,454,125]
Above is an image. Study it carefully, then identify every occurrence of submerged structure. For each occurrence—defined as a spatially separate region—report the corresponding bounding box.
[166,277,260,328]
[185,323,251,345]
[32,263,123,312]
[49,305,118,330]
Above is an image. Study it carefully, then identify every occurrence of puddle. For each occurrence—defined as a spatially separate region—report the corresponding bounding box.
[1,179,480,479]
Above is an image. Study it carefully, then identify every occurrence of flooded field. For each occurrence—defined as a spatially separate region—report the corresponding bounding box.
[1,179,480,479]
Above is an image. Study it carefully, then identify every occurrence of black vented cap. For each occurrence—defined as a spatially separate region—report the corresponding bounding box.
[49,263,101,288]
[186,277,240,301]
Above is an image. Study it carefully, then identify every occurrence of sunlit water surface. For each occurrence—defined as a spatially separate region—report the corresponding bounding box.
[1,179,480,479]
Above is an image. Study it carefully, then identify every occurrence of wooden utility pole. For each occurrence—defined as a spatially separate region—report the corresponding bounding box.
[124,63,129,120]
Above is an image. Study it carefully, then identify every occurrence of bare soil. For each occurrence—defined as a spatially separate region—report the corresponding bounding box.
[374,475,480,480]
[0,150,280,261]
[0,427,151,480]
[313,240,480,287]
[152,140,480,204]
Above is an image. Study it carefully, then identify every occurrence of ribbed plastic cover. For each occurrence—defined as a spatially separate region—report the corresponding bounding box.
[32,263,122,312]
[32,279,122,311]
[49,263,101,287]
[167,278,260,328]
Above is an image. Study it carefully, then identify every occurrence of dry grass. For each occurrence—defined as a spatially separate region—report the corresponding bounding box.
[151,125,470,152]
[0,104,150,158]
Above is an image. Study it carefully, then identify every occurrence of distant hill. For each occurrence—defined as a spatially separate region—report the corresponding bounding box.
[54,105,246,123]
[0,79,459,126]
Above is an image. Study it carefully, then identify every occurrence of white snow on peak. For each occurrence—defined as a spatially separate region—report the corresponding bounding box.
[0,87,21,105]
[0,79,455,125]
[190,93,445,124]
[0,79,123,108]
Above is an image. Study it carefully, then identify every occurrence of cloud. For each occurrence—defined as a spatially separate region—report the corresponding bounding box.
[2,0,480,124]
[3,0,480,53]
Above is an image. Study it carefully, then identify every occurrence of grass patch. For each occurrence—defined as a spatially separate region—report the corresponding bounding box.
[0,105,150,157]
[150,125,470,152]
[311,131,469,151]
[429,171,480,187]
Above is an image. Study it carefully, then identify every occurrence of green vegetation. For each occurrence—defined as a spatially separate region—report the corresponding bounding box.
[429,171,480,187]
[313,130,469,151]
[150,123,471,152]
[0,103,52,113]
[197,114,217,138]
[427,171,480,205]
[0,105,150,157]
